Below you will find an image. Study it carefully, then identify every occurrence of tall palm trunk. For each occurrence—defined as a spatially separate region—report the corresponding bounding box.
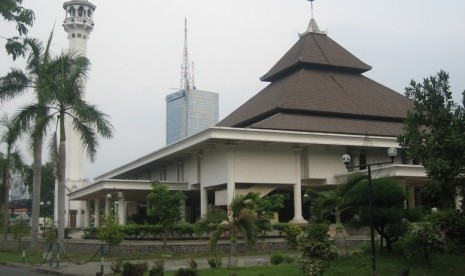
[57,117,66,245]
[2,169,10,242]
[30,134,43,248]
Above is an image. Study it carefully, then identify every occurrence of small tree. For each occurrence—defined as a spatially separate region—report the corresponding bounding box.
[398,70,465,210]
[306,173,366,226]
[195,192,259,267]
[99,214,123,252]
[147,181,187,249]
[297,223,338,276]
[400,221,444,263]
[255,194,284,249]
[11,218,29,251]
[348,177,406,251]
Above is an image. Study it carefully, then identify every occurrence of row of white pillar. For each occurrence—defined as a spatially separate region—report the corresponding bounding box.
[83,194,127,228]
[84,145,308,227]
[199,145,307,223]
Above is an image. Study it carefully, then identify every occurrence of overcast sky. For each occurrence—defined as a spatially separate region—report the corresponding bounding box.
[1,0,464,180]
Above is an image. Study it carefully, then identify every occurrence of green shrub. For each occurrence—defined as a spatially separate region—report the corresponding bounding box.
[427,208,465,251]
[149,259,164,276]
[111,258,123,273]
[282,224,302,249]
[283,256,295,263]
[121,223,143,239]
[400,221,444,263]
[304,222,329,241]
[189,259,198,270]
[174,224,195,238]
[270,253,284,265]
[175,267,199,276]
[146,224,165,238]
[297,223,338,276]
[207,257,222,269]
[122,261,148,276]
[271,223,288,234]
[83,227,98,239]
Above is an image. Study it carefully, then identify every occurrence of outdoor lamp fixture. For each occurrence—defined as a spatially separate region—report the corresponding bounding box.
[341,147,397,276]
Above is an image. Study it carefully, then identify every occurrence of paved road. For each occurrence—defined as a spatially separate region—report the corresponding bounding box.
[0,264,52,275]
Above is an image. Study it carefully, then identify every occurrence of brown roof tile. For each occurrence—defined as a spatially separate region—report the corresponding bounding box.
[250,113,406,137]
[217,69,412,128]
[261,32,372,82]
[217,31,412,137]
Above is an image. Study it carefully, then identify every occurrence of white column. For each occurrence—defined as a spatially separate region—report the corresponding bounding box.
[291,147,307,224]
[94,198,100,227]
[200,187,208,217]
[105,195,111,222]
[84,200,91,228]
[198,153,208,217]
[226,144,236,207]
[117,192,125,225]
[180,199,186,223]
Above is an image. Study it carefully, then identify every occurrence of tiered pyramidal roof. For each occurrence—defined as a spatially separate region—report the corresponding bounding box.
[217,16,412,137]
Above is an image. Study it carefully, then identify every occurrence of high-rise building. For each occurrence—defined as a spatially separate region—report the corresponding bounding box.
[166,19,218,145]
[55,0,96,228]
[166,89,219,145]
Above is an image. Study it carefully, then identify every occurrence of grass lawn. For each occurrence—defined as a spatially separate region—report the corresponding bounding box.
[2,250,465,275]
[162,252,465,276]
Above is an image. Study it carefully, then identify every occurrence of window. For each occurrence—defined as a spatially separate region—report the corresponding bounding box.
[78,6,84,17]
[68,7,75,17]
[359,153,367,170]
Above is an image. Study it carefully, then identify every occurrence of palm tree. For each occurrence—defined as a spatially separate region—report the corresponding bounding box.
[305,172,366,256]
[306,172,366,226]
[14,49,113,244]
[0,32,55,247]
[195,192,259,267]
[0,114,27,243]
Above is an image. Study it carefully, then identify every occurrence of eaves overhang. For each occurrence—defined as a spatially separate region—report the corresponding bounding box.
[69,179,188,201]
[94,127,401,181]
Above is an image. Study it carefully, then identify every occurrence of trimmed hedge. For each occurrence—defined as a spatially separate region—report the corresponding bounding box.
[84,222,291,240]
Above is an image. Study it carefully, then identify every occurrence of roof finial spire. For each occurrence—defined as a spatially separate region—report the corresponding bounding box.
[299,0,327,37]
[310,0,314,19]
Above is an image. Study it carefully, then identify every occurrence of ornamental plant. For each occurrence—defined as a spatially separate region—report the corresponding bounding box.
[297,223,338,276]
[400,221,444,263]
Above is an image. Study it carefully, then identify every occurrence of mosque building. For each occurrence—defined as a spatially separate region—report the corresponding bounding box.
[69,3,427,226]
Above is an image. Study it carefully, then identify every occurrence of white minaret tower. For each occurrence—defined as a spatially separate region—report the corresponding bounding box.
[56,0,96,228]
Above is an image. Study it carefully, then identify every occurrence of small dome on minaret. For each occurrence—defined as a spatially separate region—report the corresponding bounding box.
[63,0,96,43]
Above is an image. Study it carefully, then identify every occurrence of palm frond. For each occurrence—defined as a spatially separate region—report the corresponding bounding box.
[236,211,257,246]
[0,69,31,101]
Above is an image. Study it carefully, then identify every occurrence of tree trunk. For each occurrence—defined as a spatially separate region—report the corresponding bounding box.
[30,134,43,249]
[57,141,66,245]
[2,170,10,242]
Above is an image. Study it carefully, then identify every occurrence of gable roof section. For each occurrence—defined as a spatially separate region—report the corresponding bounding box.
[217,69,412,131]
[261,32,372,82]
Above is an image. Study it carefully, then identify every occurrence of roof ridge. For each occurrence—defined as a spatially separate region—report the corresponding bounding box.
[277,69,304,108]
[310,33,330,65]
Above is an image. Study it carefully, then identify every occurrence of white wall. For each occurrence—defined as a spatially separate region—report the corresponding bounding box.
[234,143,296,184]
[202,147,228,187]
[184,155,198,185]
[306,145,347,185]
